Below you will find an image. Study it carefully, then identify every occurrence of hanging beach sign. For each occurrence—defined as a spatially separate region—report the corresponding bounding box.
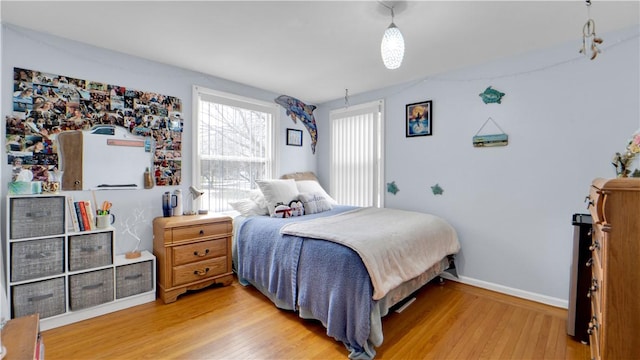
[473,117,508,147]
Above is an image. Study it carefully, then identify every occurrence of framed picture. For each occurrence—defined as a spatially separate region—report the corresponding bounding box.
[406,100,432,137]
[286,128,303,146]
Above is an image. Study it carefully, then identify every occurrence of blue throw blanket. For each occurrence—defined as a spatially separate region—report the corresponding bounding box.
[236,206,375,357]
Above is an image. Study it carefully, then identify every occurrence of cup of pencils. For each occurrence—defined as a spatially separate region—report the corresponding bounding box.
[96,201,114,229]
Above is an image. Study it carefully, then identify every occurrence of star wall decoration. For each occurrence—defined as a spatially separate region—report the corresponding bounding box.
[387,181,399,195]
[431,183,444,195]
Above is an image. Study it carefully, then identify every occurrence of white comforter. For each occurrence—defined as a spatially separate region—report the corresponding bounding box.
[280,207,460,300]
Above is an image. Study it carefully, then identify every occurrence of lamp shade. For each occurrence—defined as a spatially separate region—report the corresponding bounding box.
[381,22,404,69]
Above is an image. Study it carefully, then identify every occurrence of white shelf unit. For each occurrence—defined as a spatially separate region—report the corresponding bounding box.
[5,194,156,331]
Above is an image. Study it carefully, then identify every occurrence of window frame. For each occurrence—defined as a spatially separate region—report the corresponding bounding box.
[192,85,279,212]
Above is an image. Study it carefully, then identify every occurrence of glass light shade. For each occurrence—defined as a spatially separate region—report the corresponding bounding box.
[381,23,405,70]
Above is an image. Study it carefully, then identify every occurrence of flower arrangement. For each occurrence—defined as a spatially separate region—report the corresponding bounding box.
[612,130,640,177]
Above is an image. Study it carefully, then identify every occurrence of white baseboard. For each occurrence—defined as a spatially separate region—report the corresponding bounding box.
[440,273,568,309]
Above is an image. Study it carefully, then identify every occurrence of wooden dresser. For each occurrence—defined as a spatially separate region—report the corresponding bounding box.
[153,214,233,303]
[2,314,41,360]
[585,178,640,360]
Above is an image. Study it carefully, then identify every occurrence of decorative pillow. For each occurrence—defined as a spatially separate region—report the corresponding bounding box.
[295,180,338,205]
[229,199,266,217]
[298,192,333,214]
[256,179,300,216]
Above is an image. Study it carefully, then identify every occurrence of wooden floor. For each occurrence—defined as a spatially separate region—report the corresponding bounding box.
[41,278,590,359]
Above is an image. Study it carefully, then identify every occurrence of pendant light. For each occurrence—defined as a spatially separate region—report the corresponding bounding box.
[380,5,404,70]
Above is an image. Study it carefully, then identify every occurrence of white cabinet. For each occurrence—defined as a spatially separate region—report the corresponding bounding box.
[5,195,156,330]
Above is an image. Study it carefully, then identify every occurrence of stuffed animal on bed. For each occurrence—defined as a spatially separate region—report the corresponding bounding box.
[288,200,305,217]
[273,203,292,218]
[273,200,305,218]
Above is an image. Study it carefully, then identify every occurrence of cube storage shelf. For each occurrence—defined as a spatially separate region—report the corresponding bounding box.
[5,194,156,330]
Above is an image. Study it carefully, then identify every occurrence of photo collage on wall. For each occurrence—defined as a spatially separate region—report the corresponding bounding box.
[6,67,183,186]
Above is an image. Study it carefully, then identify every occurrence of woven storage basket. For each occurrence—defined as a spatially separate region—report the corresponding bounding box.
[68,232,113,271]
[10,237,64,282]
[116,261,153,299]
[12,277,66,319]
[10,196,65,239]
[69,268,114,310]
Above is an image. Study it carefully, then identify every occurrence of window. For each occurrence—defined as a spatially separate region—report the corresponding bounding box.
[330,100,384,207]
[194,86,278,212]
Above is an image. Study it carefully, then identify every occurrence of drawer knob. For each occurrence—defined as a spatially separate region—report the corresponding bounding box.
[589,241,600,251]
[587,317,599,334]
[587,279,599,298]
[194,267,210,276]
[584,196,594,209]
[194,249,210,257]
[586,258,593,267]
[199,229,205,235]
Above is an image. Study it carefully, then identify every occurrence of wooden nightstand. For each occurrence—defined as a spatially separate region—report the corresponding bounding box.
[153,214,233,303]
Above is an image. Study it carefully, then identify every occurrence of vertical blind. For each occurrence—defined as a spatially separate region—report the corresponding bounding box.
[330,100,383,207]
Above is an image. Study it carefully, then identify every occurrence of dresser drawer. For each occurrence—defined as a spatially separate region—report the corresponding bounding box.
[171,222,231,243]
[589,312,601,360]
[172,257,228,286]
[590,259,603,318]
[590,226,605,269]
[69,232,113,271]
[172,238,227,266]
[69,268,114,310]
[11,237,64,282]
[9,196,65,239]
[116,261,153,299]
[587,186,604,223]
[12,277,66,319]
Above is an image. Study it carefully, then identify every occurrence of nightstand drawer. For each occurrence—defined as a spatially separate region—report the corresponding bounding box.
[172,238,227,266]
[69,232,113,271]
[172,257,228,286]
[12,277,66,319]
[69,268,114,310]
[172,222,231,243]
[11,237,64,282]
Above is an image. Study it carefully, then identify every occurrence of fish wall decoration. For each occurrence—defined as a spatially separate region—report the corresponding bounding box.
[275,95,318,154]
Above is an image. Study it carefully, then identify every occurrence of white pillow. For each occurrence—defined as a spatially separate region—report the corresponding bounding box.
[295,180,337,205]
[299,192,333,214]
[248,189,269,214]
[256,179,300,216]
[229,199,266,217]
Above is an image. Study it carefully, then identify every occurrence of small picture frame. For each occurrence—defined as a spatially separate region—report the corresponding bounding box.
[406,100,432,137]
[286,128,303,146]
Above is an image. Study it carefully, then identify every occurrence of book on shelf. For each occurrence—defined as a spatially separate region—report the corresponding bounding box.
[84,200,96,230]
[74,201,85,231]
[78,201,91,231]
[67,196,80,232]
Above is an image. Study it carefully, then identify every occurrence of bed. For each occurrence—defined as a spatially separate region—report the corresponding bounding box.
[231,174,460,359]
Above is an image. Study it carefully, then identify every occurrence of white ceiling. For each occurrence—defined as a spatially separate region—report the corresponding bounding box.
[1,1,639,104]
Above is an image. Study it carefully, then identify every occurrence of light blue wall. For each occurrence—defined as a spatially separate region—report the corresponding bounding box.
[2,21,639,307]
[0,24,316,255]
[317,25,640,305]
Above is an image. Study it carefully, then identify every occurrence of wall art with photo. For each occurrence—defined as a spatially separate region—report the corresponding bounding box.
[6,67,183,186]
[406,100,432,137]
